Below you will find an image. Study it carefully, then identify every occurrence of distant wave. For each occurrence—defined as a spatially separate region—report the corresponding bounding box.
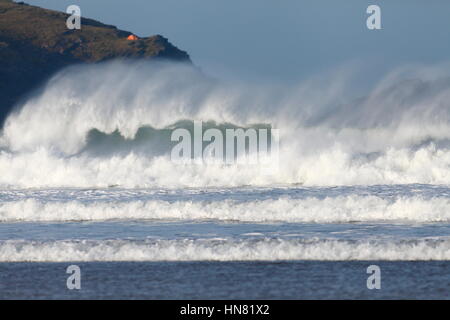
[1,60,449,188]
[78,120,271,157]
[1,238,449,261]
[1,194,449,223]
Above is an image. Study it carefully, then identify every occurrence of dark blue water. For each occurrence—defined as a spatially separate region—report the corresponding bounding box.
[1,186,449,299]
[1,261,449,299]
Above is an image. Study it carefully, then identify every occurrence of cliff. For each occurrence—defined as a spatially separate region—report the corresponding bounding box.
[0,0,191,125]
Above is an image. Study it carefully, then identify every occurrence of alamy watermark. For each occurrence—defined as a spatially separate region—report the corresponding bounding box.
[170,121,279,169]
[367,265,381,290]
[367,5,381,30]
[66,5,81,30]
[66,265,81,290]
[66,4,381,32]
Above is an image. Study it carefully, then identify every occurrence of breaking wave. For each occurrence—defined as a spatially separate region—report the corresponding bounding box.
[1,60,449,188]
[1,195,450,223]
[1,238,449,262]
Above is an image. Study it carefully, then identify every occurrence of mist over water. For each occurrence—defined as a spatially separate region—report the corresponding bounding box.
[0,60,449,188]
[1,4,450,299]
[1,2,450,299]
[0,60,449,266]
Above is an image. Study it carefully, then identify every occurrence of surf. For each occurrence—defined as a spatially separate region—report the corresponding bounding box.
[1,238,449,262]
[0,60,449,188]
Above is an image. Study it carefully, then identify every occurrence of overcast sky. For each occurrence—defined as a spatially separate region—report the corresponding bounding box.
[22,0,450,85]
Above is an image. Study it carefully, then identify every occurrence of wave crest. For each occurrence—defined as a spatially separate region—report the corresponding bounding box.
[1,194,450,223]
[1,60,449,188]
[1,238,449,262]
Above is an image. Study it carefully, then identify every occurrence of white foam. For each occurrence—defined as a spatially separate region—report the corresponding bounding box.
[1,238,449,262]
[1,195,449,223]
[0,145,449,188]
[0,61,449,188]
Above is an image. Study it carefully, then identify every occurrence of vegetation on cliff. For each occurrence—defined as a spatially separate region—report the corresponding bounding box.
[0,0,190,125]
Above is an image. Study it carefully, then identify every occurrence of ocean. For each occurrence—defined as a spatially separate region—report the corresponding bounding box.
[0,61,449,299]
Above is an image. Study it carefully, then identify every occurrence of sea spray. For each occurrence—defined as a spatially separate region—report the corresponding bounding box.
[0,60,449,188]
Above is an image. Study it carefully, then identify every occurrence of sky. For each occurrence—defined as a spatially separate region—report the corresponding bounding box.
[21,0,450,85]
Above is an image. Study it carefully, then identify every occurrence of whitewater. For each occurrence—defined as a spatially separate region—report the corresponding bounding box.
[0,60,449,264]
[1,61,449,188]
